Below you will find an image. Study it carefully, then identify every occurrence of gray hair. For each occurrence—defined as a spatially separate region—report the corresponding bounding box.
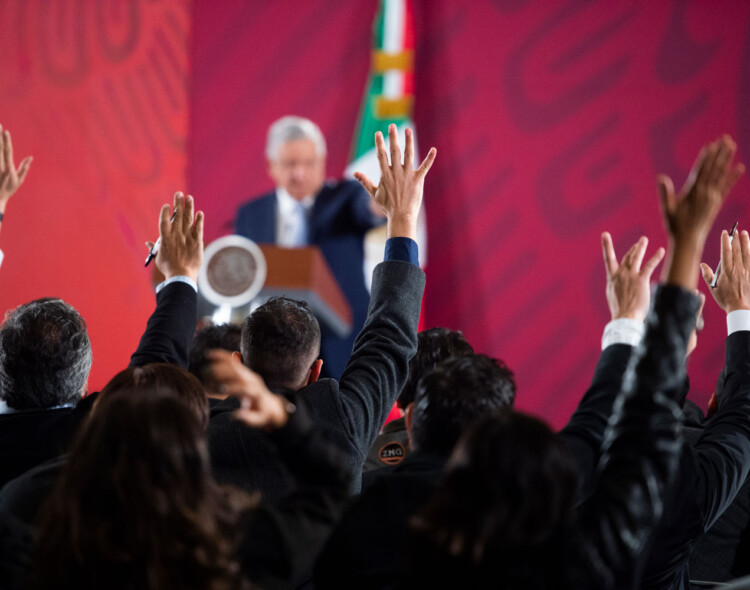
[265,116,327,161]
[0,298,92,410]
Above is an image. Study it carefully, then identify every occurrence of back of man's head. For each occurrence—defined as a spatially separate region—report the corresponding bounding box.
[410,354,516,456]
[398,328,474,409]
[0,298,92,410]
[240,297,320,391]
[188,323,241,394]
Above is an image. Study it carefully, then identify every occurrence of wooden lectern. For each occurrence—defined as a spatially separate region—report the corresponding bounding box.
[258,245,352,338]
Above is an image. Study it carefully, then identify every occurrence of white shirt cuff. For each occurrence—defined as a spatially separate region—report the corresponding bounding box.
[155,275,197,294]
[727,310,750,335]
[0,248,4,270]
[601,318,644,350]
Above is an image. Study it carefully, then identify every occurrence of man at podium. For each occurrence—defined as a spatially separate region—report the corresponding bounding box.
[235,116,384,379]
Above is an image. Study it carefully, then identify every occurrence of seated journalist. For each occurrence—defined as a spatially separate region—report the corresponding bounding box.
[0,191,204,489]
[404,136,736,589]
[211,125,434,497]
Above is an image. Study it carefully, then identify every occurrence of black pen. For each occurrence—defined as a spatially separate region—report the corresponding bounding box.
[710,221,738,288]
[145,209,178,267]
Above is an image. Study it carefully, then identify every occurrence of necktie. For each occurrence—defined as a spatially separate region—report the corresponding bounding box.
[292,201,309,246]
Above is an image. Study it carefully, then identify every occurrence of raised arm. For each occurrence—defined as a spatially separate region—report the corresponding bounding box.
[327,127,434,457]
[561,234,664,500]
[576,136,741,586]
[129,192,204,368]
[688,220,750,529]
[0,125,32,252]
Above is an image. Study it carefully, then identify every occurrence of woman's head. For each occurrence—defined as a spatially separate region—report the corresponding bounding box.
[96,363,210,430]
[35,365,250,589]
[411,411,578,566]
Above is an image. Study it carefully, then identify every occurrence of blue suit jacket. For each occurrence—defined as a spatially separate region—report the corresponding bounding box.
[235,179,381,379]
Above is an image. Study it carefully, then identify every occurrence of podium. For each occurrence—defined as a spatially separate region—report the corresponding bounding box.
[195,236,352,338]
[258,245,352,338]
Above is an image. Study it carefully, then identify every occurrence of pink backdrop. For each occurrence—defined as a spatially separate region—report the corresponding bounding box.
[1,1,749,428]
[0,0,191,391]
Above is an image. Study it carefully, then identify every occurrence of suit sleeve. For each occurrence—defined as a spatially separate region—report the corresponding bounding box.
[335,261,425,459]
[690,331,750,530]
[236,398,351,589]
[128,282,197,368]
[573,285,696,588]
[560,344,634,501]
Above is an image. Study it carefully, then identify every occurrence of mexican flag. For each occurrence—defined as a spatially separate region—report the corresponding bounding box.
[346,0,426,272]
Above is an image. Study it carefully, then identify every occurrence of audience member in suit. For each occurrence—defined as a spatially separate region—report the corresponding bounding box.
[362,327,474,474]
[316,227,662,589]
[188,323,241,409]
[313,353,516,589]
[234,116,385,379]
[559,231,667,502]
[317,221,666,589]
[211,125,433,497]
[0,364,210,530]
[5,360,351,590]
[403,137,737,590]
[559,137,749,590]
[0,125,32,269]
[685,392,750,584]
[0,191,203,488]
[672,226,750,586]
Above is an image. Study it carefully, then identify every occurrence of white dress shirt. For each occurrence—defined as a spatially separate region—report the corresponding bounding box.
[601,308,750,351]
[276,187,314,247]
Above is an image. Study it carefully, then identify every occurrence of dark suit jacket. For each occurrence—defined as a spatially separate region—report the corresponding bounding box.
[209,260,425,498]
[0,281,197,489]
[688,422,750,583]
[235,179,382,379]
[314,449,445,590]
[320,285,695,590]
[560,343,635,502]
[561,332,750,590]
[313,344,638,590]
[363,416,410,475]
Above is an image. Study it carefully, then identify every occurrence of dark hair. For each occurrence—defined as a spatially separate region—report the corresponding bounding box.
[189,324,242,393]
[398,328,474,409]
[99,364,210,431]
[410,354,516,456]
[34,386,254,589]
[409,412,578,586]
[240,297,320,391]
[0,298,92,409]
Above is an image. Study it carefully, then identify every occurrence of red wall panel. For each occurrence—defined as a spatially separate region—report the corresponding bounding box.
[190,0,750,427]
[3,1,747,426]
[0,0,191,392]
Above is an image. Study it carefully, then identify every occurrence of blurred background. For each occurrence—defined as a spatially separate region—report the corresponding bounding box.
[1,0,748,426]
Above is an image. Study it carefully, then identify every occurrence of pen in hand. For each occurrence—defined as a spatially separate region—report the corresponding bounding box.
[710,221,739,288]
[145,208,178,267]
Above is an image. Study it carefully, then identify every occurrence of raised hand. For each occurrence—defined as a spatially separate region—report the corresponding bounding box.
[659,136,744,244]
[658,135,744,290]
[700,229,750,313]
[146,192,204,281]
[602,233,665,322]
[0,125,33,209]
[207,350,290,431]
[353,124,436,240]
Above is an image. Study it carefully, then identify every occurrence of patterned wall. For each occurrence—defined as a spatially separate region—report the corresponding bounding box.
[0,0,191,391]
[2,1,748,424]
[191,0,750,427]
